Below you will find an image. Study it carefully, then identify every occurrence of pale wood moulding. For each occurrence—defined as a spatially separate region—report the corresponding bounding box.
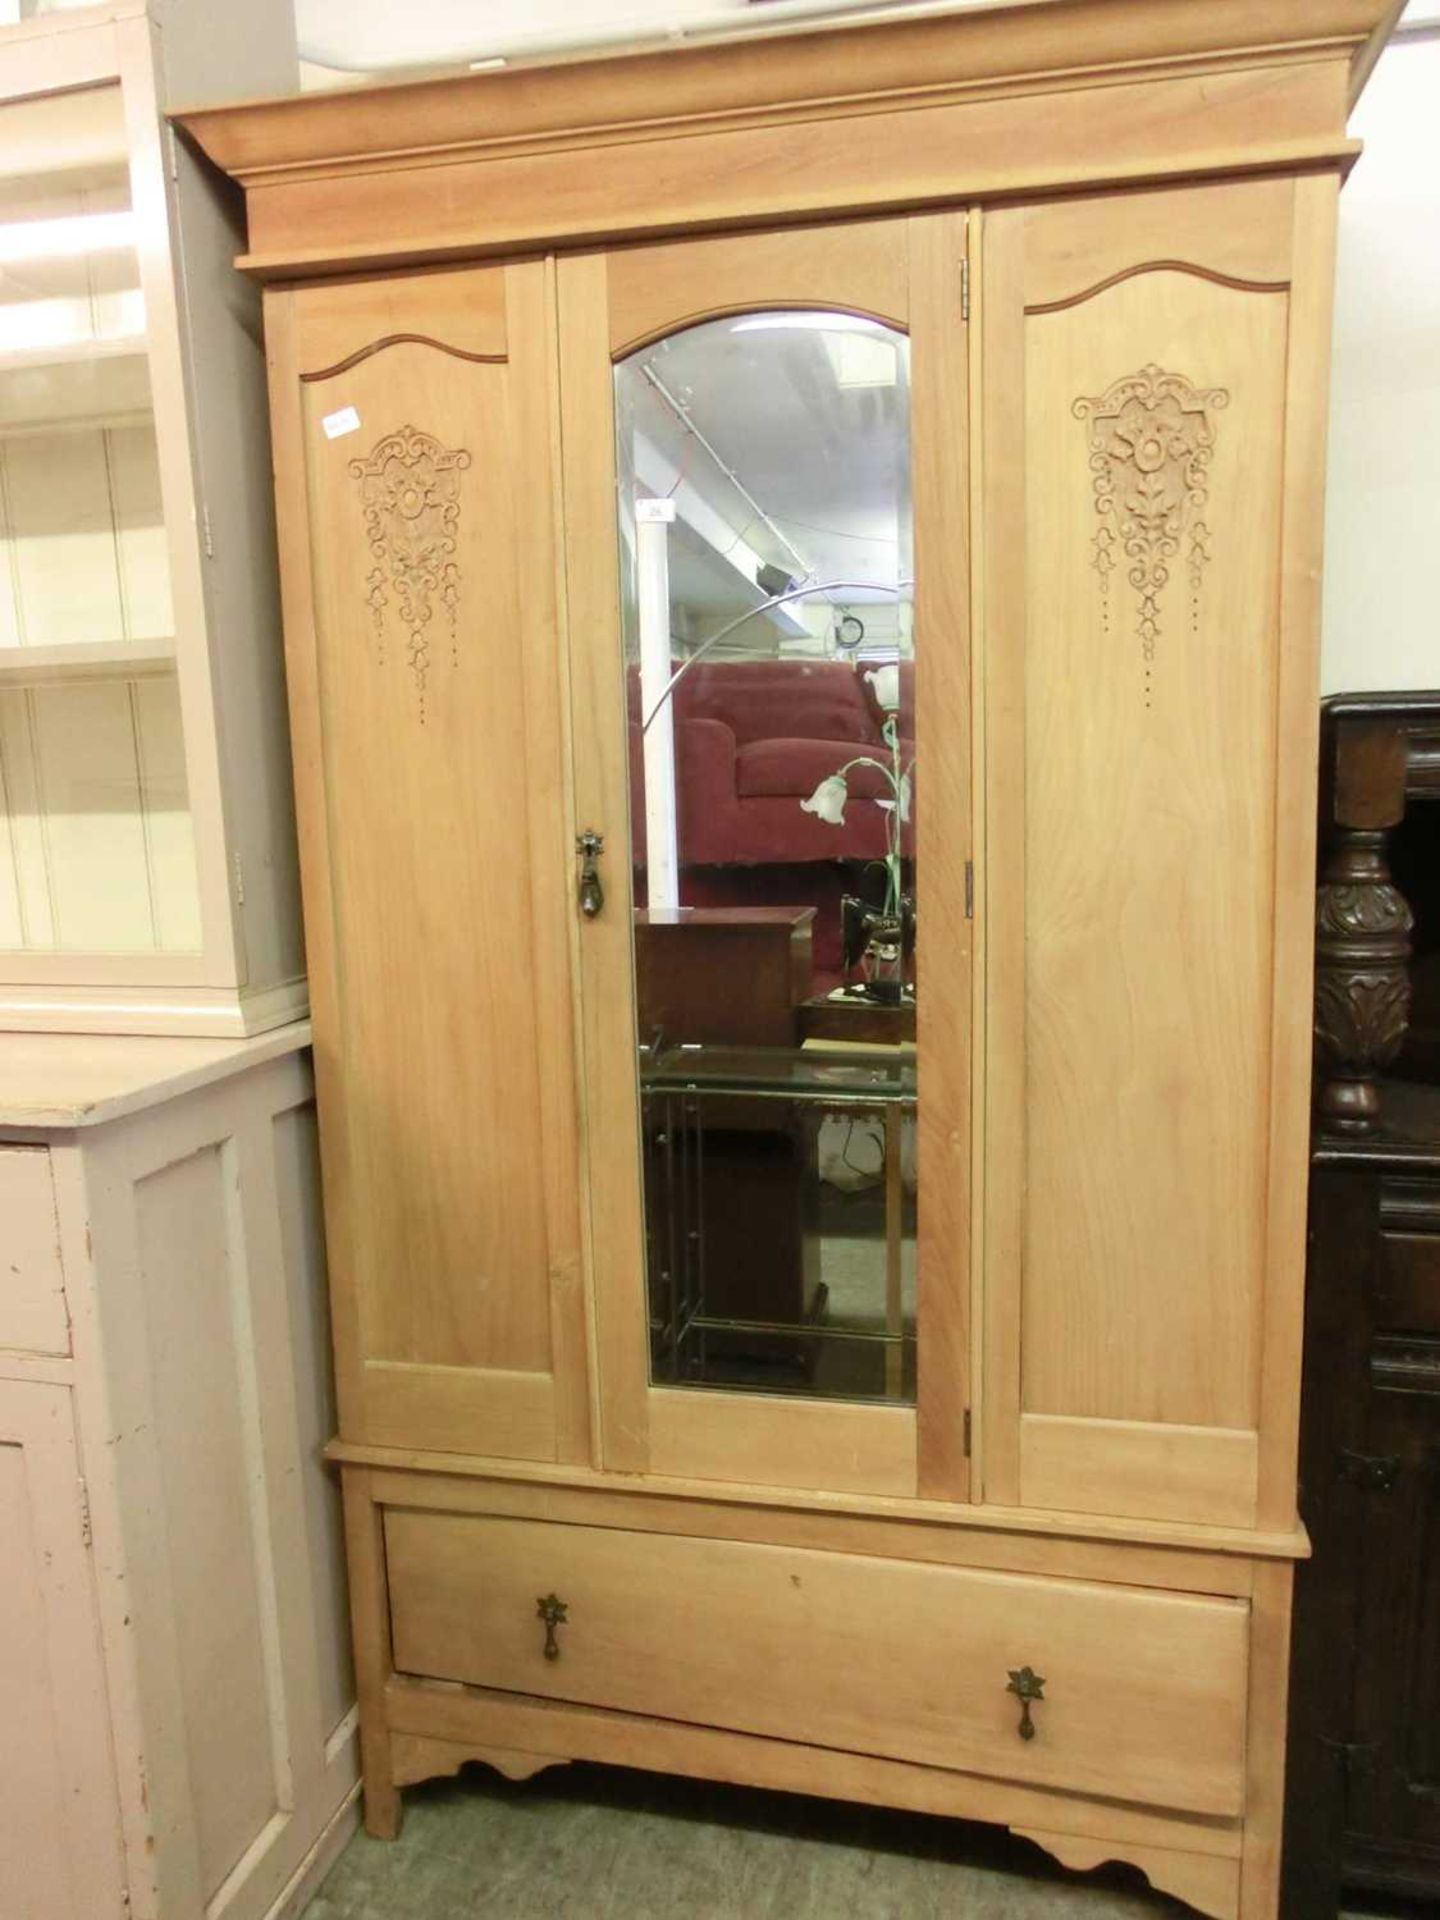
[381,1677,1247,1865]
[179,0,1398,179]
[175,0,1400,282]
[329,1439,1311,1561]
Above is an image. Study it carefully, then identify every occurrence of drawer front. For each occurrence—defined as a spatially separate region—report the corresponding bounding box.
[1378,1179,1440,1334]
[385,1510,1248,1817]
[0,1149,68,1356]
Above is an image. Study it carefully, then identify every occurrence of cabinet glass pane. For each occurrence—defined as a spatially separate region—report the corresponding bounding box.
[0,83,197,953]
[614,311,916,1404]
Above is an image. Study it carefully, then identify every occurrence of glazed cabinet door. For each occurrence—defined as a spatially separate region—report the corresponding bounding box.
[558,217,973,1499]
[977,177,1338,1529]
[265,264,589,1462]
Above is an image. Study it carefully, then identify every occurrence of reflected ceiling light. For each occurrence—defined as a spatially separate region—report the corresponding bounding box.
[729,313,887,333]
[726,313,899,385]
[0,210,136,265]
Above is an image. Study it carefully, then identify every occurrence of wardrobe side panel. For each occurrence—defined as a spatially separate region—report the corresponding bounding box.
[981,179,1310,1527]
[268,264,587,1462]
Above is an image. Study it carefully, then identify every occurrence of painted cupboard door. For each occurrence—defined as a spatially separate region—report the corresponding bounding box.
[558,217,973,1499]
[977,177,1337,1530]
[265,264,588,1462]
[0,1147,68,1353]
[0,1379,125,1919]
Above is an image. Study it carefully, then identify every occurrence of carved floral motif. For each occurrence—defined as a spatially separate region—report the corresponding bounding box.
[349,424,472,718]
[1073,364,1229,703]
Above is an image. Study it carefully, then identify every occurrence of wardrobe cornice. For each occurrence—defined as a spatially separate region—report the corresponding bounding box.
[175,0,1398,283]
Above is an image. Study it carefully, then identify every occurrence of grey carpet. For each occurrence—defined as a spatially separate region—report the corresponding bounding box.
[303,1763,1215,1917]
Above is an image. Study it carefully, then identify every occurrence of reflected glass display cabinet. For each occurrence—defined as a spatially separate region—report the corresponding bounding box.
[179,4,1400,1913]
[0,1,303,1034]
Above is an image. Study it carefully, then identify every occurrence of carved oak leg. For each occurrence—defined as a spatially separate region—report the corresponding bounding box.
[1313,827,1412,1133]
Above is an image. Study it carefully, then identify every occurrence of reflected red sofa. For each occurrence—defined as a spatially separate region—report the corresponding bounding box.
[631,658,913,867]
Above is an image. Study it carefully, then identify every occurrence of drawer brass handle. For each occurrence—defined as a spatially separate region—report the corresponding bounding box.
[536,1592,568,1661]
[1006,1664,1045,1741]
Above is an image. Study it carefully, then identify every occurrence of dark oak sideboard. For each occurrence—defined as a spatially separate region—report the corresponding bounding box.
[1286,694,1440,1913]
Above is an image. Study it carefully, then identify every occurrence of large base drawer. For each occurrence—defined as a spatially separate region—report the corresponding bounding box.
[384,1509,1248,1818]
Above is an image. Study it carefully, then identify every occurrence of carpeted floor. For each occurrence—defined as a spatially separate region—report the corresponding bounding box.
[298,1762,1405,1918]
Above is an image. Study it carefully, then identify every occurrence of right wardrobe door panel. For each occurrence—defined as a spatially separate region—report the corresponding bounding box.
[978,176,1337,1529]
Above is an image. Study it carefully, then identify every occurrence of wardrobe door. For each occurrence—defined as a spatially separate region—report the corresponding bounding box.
[977,177,1337,1528]
[558,217,973,1499]
[265,263,589,1463]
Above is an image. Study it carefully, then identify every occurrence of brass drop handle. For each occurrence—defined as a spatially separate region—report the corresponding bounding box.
[576,830,604,918]
[1006,1664,1045,1741]
[537,1591,568,1661]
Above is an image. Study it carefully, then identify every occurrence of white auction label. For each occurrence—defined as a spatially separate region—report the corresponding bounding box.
[321,405,361,440]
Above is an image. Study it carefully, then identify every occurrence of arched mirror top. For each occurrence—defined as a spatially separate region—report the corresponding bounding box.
[611,301,909,364]
[614,309,913,633]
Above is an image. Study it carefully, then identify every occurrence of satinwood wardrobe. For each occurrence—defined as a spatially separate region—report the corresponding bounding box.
[179,4,1401,1912]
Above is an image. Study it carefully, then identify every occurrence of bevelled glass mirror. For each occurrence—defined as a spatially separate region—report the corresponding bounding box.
[614,309,916,1404]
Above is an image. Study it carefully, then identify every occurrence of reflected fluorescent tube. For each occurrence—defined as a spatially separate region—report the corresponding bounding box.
[0,210,136,265]
[730,313,886,333]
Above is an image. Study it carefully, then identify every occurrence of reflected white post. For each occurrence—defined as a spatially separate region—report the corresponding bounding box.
[636,497,680,912]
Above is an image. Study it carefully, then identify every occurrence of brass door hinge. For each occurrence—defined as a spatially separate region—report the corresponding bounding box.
[964,860,974,919]
[963,1407,973,1457]
[961,255,970,323]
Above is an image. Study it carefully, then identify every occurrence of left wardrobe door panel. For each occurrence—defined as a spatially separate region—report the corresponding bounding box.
[265,263,589,1464]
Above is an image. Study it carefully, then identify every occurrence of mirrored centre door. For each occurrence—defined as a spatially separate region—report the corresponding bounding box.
[558,216,974,1501]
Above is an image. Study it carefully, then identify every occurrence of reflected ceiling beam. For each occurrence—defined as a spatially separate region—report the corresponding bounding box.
[640,363,814,589]
[633,429,810,638]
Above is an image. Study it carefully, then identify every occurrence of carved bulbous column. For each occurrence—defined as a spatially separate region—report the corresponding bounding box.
[1313,829,1413,1133]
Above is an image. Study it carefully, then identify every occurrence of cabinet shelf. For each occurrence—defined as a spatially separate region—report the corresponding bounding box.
[0,338,152,434]
[0,333,149,375]
[0,0,305,1033]
[0,637,175,683]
